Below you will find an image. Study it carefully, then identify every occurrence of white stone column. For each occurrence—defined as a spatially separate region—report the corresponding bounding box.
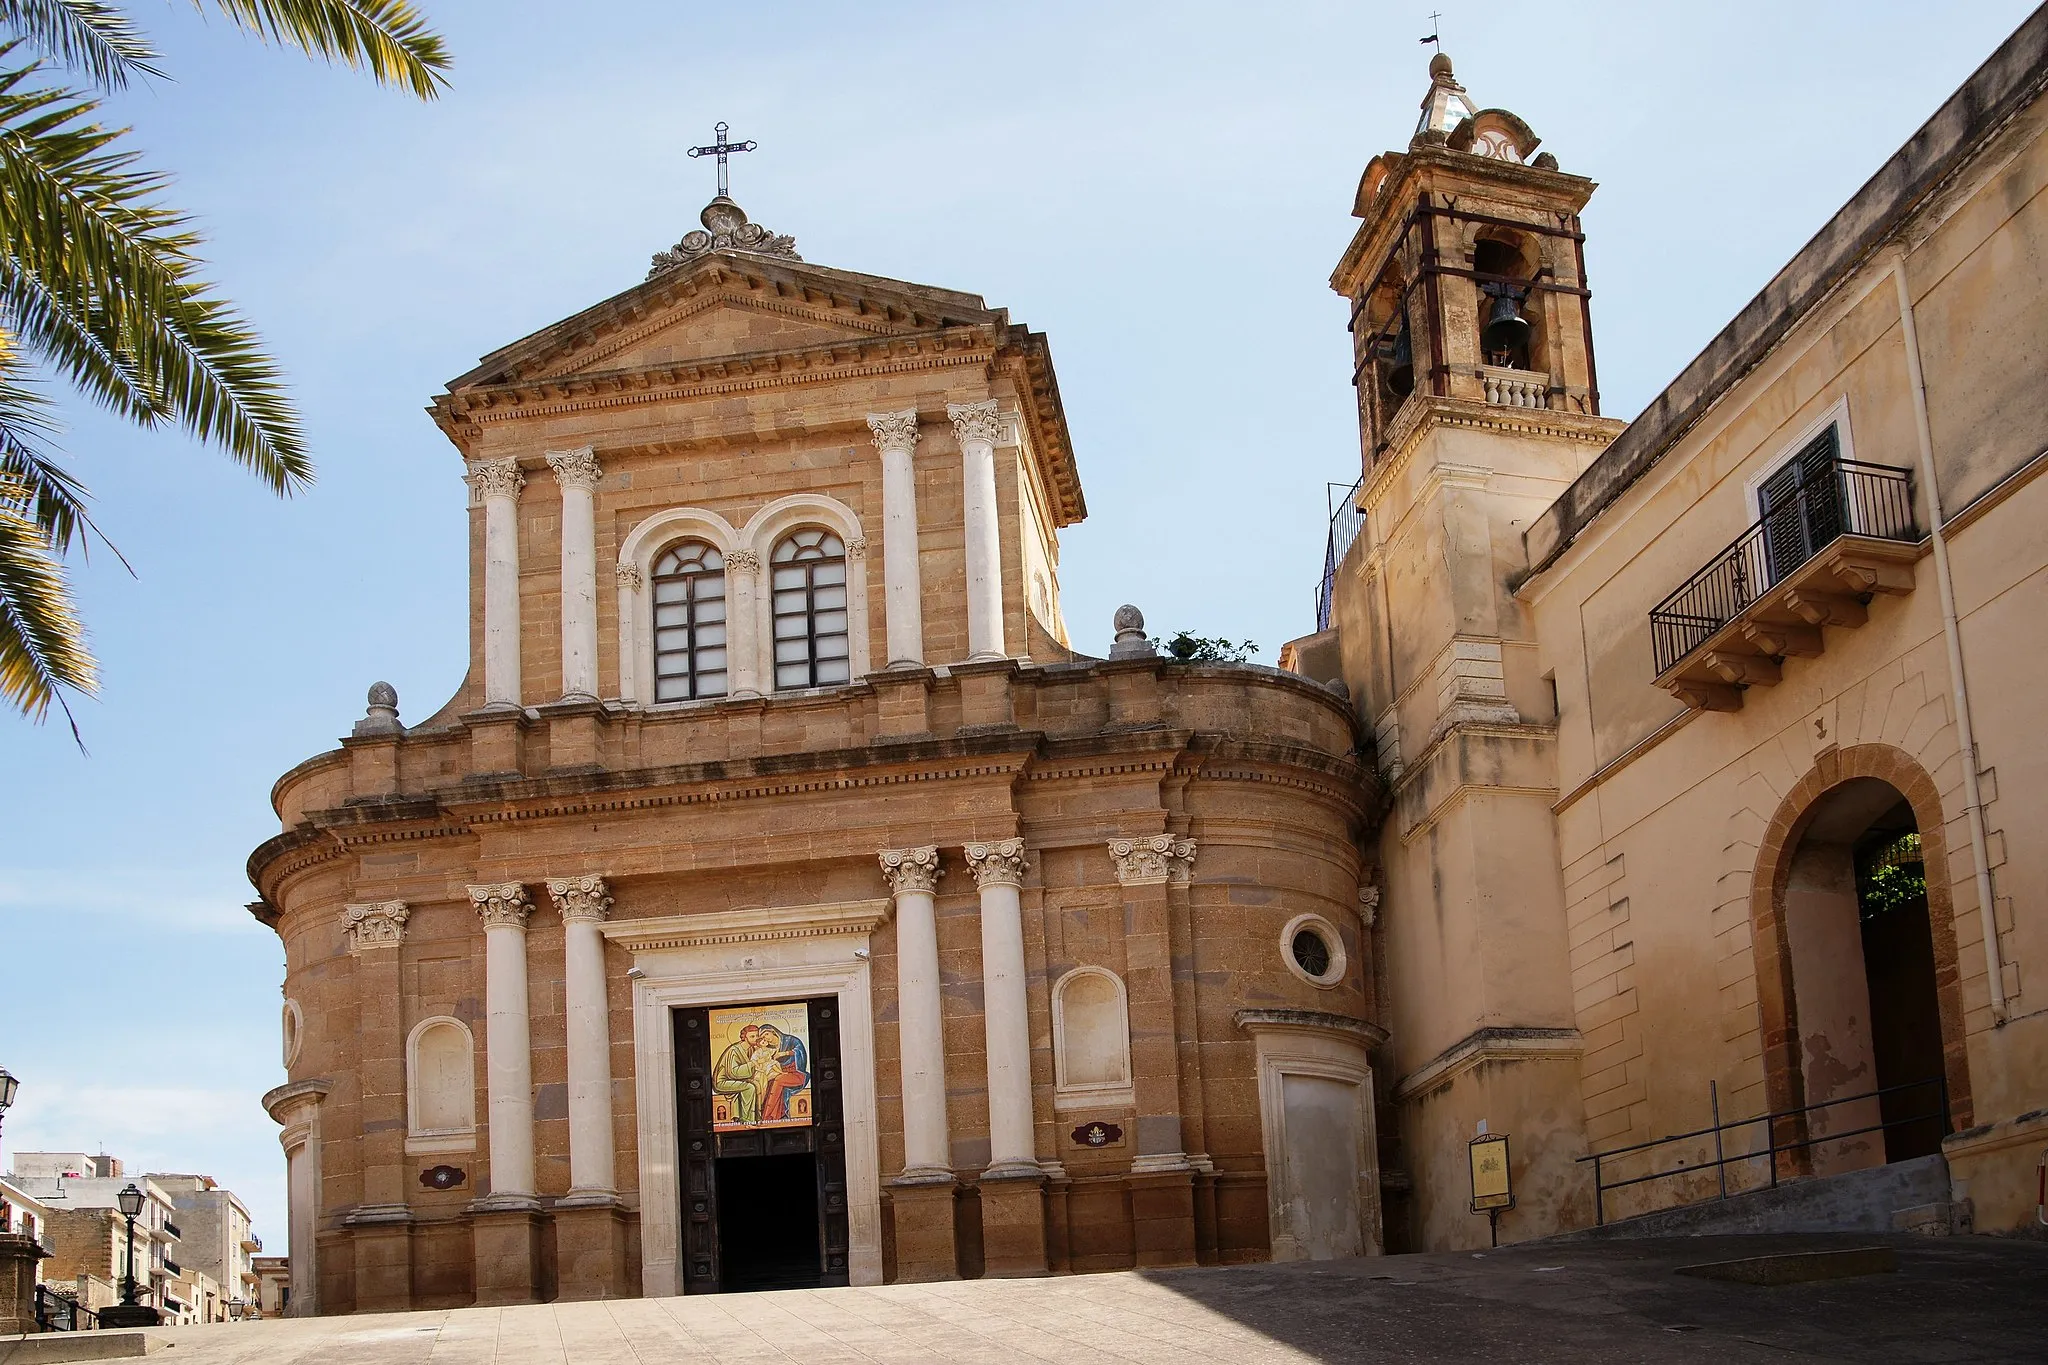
[867,411,926,668]
[947,400,1007,661]
[466,458,526,708]
[547,875,616,1198]
[469,882,537,1203]
[965,838,1035,1175]
[879,847,950,1178]
[614,563,643,704]
[726,549,763,697]
[548,447,602,701]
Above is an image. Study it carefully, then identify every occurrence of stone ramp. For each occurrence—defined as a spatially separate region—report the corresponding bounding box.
[1545,1153,1958,1241]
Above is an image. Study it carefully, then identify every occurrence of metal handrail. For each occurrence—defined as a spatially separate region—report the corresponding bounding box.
[1316,477,1366,632]
[1577,1074,1949,1226]
[1648,457,1917,675]
[34,1283,99,1331]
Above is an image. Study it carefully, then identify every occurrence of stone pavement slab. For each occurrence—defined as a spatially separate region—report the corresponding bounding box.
[20,1233,2046,1364]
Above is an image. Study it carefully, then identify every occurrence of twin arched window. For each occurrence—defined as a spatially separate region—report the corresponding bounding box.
[652,540,728,701]
[647,525,849,697]
[770,528,849,690]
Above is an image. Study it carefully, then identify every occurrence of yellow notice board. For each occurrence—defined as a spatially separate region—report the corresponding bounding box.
[1469,1133,1513,1212]
[707,1002,814,1132]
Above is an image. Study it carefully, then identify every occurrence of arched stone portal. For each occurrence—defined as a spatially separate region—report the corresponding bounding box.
[1750,745,1973,1179]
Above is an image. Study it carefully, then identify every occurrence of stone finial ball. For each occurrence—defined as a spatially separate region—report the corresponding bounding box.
[367,681,398,709]
[1113,604,1145,633]
[1429,51,1453,78]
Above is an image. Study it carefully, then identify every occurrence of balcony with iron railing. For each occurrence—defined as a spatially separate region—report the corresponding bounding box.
[1315,477,1366,633]
[1649,457,1923,711]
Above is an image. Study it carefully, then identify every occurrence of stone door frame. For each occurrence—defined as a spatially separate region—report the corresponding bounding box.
[1236,1009,1387,1262]
[607,899,891,1297]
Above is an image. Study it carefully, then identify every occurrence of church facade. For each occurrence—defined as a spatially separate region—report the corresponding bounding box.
[1293,9,2048,1251]
[251,197,1383,1310]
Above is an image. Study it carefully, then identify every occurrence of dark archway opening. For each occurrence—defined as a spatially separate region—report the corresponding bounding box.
[1784,779,1949,1172]
[715,1153,822,1292]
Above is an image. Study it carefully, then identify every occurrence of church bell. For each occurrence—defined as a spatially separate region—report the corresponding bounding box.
[1383,316,1414,397]
[1481,288,1531,359]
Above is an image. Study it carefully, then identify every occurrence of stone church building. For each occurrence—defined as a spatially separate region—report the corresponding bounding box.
[255,6,2048,1313]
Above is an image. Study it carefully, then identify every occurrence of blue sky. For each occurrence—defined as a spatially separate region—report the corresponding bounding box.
[0,0,2035,1246]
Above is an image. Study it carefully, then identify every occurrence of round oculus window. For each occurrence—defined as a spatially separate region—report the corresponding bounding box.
[1291,928,1332,979]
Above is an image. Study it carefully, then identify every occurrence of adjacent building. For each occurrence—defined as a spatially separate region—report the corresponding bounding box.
[1293,8,2048,1247]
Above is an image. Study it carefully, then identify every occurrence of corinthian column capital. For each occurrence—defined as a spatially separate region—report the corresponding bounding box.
[867,409,921,453]
[341,900,409,954]
[1108,835,1197,887]
[878,846,942,897]
[946,399,1002,447]
[465,457,525,503]
[964,838,1027,889]
[468,881,532,930]
[546,874,614,924]
[546,446,602,489]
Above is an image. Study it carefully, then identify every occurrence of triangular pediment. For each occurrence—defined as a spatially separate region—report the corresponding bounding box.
[446,251,1001,392]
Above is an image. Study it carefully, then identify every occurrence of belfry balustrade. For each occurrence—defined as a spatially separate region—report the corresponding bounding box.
[1648,455,1921,711]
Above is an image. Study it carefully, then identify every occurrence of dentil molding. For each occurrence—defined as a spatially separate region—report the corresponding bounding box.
[877,846,942,897]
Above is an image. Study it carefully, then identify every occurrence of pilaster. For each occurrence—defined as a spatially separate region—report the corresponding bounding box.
[868,410,927,668]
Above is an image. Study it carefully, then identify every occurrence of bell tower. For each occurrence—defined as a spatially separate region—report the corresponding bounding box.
[1317,53,1627,1249]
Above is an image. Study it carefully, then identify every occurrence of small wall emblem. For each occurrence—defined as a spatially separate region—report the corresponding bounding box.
[420,1165,466,1191]
[1070,1120,1123,1149]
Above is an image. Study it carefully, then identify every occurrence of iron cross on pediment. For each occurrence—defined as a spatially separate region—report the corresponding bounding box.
[687,121,758,199]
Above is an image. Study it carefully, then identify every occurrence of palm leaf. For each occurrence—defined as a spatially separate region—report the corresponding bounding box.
[201,0,449,98]
[0,481,94,736]
[0,0,162,90]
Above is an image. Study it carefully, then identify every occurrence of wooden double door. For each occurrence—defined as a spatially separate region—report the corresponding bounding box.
[674,996,849,1293]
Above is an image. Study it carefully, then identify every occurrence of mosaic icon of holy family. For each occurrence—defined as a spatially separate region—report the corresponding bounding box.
[707,1002,813,1131]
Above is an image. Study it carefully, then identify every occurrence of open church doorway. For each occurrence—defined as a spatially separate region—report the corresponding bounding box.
[674,996,850,1293]
[1765,767,1966,1177]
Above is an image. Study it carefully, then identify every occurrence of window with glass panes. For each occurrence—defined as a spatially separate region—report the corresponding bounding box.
[771,528,850,689]
[650,540,728,700]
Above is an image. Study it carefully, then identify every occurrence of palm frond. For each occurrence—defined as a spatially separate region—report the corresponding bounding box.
[0,0,162,90]
[0,484,94,734]
[0,57,310,491]
[201,0,448,99]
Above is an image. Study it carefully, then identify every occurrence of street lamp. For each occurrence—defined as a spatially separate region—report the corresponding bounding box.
[116,1183,144,1306]
[0,1065,18,1159]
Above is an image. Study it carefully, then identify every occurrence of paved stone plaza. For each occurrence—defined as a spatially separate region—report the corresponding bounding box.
[35,1236,2045,1363]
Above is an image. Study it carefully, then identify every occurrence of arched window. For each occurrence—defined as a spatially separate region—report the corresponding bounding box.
[770,527,849,690]
[651,540,728,701]
[1052,967,1134,1111]
[406,1017,476,1154]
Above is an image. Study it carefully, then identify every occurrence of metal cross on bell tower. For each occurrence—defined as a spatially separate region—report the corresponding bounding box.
[687,121,758,199]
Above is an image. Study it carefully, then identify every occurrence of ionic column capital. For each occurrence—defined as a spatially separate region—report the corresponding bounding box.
[465,457,525,503]
[878,846,942,897]
[866,409,922,453]
[1108,835,1197,887]
[546,874,614,924]
[341,900,409,954]
[946,399,1002,448]
[964,838,1027,889]
[546,446,602,490]
[468,882,532,930]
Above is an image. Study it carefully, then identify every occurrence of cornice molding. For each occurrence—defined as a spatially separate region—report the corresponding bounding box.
[1363,396,1625,515]
[599,897,892,951]
[535,287,910,382]
[1394,1026,1582,1100]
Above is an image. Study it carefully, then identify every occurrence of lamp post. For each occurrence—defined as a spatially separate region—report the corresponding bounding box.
[0,1066,18,1163]
[98,1183,160,1327]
